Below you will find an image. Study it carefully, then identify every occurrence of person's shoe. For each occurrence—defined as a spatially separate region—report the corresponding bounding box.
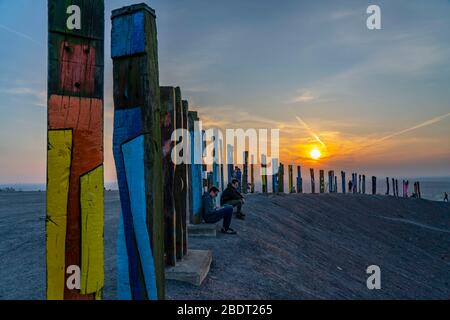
[221,227,237,235]
[236,213,245,220]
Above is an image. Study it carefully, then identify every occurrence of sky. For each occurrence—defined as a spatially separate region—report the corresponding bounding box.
[0,0,449,184]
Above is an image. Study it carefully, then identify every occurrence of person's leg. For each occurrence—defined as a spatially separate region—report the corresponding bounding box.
[221,206,233,230]
[225,199,243,214]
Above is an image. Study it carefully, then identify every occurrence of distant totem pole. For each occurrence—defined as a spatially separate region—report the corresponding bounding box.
[395,179,399,197]
[288,165,294,193]
[188,111,203,224]
[358,175,362,193]
[319,170,325,193]
[212,129,220,189]
[334,176,338,193]
[310,168,316,194]
[353,173,358,194]
[278,163,285,193]
[160,87,176,266]
[296,166,303,194]
[47,0,105,300]
[250,155,255,193]
[261,154,268,193]
[242,151,249,194]
[372,176,377,195]
[362,175,366,194]
[272,158,279,193]
[341,171,346,194]
[328,171,335,193]
[386,177,390,195]
[111,4,164,300]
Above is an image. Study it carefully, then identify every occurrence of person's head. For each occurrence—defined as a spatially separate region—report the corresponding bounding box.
[209,186,220,198]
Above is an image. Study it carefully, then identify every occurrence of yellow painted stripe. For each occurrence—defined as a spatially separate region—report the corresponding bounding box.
[80,165,104,298]
[46,130,72,300]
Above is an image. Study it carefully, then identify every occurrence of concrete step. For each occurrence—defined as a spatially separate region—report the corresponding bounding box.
[165,250,213,286]
[188,223,217,237]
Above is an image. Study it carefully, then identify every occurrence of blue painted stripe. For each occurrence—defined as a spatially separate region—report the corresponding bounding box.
[113,107,145,300]
[117,211,132,300]
[122,135,158,300]
[111,11,146,58]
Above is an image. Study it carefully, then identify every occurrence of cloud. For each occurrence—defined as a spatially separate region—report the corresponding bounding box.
[2,87,46,107]
[287,90,316,104]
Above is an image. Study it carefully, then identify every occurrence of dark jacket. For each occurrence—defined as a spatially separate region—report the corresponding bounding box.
[202,193,216,219]
[221,183,244,206]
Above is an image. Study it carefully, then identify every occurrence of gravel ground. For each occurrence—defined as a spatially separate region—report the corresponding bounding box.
[1,191,449,300]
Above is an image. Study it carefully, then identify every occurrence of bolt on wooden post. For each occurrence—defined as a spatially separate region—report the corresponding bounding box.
[111,3,164,300]
[47,0,105,300]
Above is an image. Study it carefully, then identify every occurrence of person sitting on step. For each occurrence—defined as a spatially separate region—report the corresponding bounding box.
[221,179,245,220]
[202,186,236,235]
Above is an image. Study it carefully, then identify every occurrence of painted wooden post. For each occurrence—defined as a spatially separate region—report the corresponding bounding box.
[341,171,346,194]
[385,177,390,195]
[188,111,202,225]
[212,129,220,189]
[362,175,366,194]
[261,154,268,193]
[47,0,105,300]
[278,163,285,193]
[319,170,325,193]
[310,168,316,194]
[160,87,176,267]
[219,139,225,192]
[227,144,234,184]
[372,176,376,195]
[112,3,164,300]
[288,165,294,193]
[272,158,279,193]
[296,166,303,194]
[250,155,255,193]
[353,173,358,194]
[395,179,399,197]
[173,88,187,261]
[181,100,189,256]
[334,176,338,193]
[242,151,249,194]
[207,172,213,190]
[328,171,333,193]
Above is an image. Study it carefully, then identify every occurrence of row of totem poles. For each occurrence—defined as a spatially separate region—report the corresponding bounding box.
[44,1,423,300]
[46,2,217,300]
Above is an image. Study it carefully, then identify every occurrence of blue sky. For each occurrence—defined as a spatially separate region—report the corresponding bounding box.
[0,0,449,183]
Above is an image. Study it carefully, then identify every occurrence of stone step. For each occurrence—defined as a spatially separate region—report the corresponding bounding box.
[165,250,213,286]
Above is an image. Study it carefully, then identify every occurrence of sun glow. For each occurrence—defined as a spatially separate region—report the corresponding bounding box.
[310,148,321,160]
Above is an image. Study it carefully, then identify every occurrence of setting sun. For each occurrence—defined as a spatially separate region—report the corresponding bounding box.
[310,148,321,160]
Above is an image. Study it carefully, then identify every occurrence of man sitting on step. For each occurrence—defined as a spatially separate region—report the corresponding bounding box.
[221,179,246,220]
[202,186,237,235]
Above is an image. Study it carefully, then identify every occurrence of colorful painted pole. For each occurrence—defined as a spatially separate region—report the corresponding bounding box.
[188,111,202,225]
[319,170,325,193]
[296,166,303,194]
[227,144,234,184]
[328,171,335,193]
[212,129,220,189]
[242,151,249,194]
[362,175,366,194]
[353,173,358,194]
[272,158,279,193]
[47,0,105,300]
[334,176,338,193]
[278,163,285,193]
[261,154,268,193]
[288,165,294,193]
[112,3,164,300]
[310,168,316,194]
[386,177,390,195]
[160,87,176,266]
[341,171,346,194]
[372,176,377,195]
[250,155,255,193]
[220,139,225,192]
